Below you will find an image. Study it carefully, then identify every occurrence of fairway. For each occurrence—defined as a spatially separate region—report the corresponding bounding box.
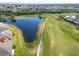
[40,14,79,56]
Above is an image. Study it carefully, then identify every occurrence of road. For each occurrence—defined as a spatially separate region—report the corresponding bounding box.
[36,17,48,56]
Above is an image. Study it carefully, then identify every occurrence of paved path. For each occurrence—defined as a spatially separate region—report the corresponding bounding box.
[36,18,48,56]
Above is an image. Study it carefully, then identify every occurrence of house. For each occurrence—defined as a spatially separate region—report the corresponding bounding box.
[64,16,79,25]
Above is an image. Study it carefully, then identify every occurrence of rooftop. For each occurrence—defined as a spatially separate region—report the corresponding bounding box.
[0,23,12,56]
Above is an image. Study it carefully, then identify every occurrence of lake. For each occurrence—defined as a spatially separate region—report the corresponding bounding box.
[6,17,41,42]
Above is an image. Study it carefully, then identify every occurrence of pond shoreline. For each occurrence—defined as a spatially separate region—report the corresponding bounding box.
[0,15,38,20]
[14,15,37,19]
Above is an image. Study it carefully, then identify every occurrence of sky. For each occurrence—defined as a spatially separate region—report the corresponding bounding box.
[0,0,79,4]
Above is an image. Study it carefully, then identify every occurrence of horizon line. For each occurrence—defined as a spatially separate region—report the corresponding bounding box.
[0,2,79,4]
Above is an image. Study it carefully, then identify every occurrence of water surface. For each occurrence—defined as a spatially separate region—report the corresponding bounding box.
[6,17,41,42]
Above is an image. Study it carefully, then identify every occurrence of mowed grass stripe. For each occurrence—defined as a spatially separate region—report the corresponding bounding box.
[41,14,79,56]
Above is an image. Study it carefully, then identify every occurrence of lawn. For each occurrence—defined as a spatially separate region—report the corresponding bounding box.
[41,13,79,56]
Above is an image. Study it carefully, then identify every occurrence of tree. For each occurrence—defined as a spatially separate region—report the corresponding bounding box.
[10,14,16,22]
[10,14,15,19]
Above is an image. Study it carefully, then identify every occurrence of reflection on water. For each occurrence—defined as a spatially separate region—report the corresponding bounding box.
[6,17,41,42]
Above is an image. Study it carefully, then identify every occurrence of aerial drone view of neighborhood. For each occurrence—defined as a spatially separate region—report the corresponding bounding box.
[0,4,79,56]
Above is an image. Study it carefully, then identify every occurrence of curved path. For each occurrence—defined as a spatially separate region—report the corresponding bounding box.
[36,17,48,56]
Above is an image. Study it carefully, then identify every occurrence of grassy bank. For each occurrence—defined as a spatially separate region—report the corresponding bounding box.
[6,24,38,56]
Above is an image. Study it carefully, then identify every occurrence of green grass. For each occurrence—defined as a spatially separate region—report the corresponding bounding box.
[42,29,51,56]
[6,24,37,56]
[41,13,79,56]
